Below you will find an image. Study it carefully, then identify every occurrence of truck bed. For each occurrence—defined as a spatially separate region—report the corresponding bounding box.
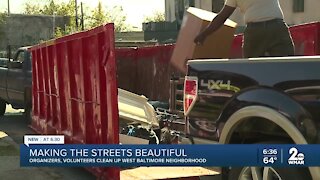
[188,56,320,88]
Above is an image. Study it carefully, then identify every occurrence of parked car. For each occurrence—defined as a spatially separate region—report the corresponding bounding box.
[0,47,32,117]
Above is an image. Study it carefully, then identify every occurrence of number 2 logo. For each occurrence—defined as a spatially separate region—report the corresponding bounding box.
[289,147,304,161]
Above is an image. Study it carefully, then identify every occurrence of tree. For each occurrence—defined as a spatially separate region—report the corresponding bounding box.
[24,3,42,14]
[89,2,106,28]
[23,0,78,37]
[143,11,165,22]
[24,0,132,35]
[107,6,132,32]
[24,0,75,16]
[89,3,132,32]
[0,13,5,24]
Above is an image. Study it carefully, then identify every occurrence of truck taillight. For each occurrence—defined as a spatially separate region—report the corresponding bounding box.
[184,76,198,116]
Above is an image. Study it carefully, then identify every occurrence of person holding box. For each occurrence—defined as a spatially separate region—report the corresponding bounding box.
[194,0,295,58]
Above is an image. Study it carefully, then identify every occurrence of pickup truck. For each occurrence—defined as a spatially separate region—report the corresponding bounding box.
[0,47,32,117]
[172,56,320,180]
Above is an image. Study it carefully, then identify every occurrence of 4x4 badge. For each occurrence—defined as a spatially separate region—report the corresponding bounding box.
[200,80,240,92]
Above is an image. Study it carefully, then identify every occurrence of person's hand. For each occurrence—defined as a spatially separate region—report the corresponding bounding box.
[194,33,207,45]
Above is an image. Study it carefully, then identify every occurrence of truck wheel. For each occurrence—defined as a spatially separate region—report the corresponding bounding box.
[228,166,310,180]
[0,99,6,116]
[227,140,311,180]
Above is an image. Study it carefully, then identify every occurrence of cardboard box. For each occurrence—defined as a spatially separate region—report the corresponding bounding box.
[170,7,237,73]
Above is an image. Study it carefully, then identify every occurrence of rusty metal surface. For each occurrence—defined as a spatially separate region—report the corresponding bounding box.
[116,45,183,102]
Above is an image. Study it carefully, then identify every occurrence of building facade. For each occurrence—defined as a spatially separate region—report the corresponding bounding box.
[281,0,320,26]
[0,14,69,54]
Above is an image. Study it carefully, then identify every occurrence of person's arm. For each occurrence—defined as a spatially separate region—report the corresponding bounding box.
[194,5,236,45]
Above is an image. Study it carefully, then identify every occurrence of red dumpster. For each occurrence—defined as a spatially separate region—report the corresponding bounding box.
[30,24,119,180]
[229,22,320,58]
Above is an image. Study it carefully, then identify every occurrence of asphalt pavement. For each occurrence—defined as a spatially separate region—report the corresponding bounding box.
[0,105,221,180]
[0,105,95,180]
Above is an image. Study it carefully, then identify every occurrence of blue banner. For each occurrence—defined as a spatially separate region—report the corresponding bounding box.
[20,144,314,167]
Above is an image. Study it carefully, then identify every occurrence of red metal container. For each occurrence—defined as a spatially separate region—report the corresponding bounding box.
[289,22,320,55]
[115,44,176,101]
[229,22,320,58]
[30,24,119,180]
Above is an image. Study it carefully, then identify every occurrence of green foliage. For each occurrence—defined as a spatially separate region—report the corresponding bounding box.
[23,0,78,37]
[107,6,132,32]
[54,27,63,38]
[23,0,75,16]
[24,0,132,36]
[143,11,165,22]
[89,2,106,28]
[89,3,132,32]
[0,13,6,24]
[24,3,42,14]
[54,25,75,38]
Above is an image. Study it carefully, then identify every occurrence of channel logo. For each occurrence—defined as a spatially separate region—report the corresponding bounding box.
[288,147,304,165]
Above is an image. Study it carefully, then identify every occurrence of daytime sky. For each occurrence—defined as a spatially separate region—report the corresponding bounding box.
[0,0,165,29]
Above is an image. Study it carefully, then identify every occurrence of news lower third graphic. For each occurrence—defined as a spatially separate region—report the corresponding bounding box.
[20,135,314,167]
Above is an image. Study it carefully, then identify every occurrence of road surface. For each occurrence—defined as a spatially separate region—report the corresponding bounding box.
[0,105,95,180]
[0,105,220,180]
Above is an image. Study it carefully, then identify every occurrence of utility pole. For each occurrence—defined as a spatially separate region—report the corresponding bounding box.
[75,0,79,31]
[53,12,56,38]
[81,2,84,30]
[7,0,10,15]
[7,0,11,60]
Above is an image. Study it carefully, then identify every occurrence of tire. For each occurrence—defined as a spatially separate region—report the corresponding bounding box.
[227,141,311,180]
[228,166,311,180]
[0,99,6,116]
